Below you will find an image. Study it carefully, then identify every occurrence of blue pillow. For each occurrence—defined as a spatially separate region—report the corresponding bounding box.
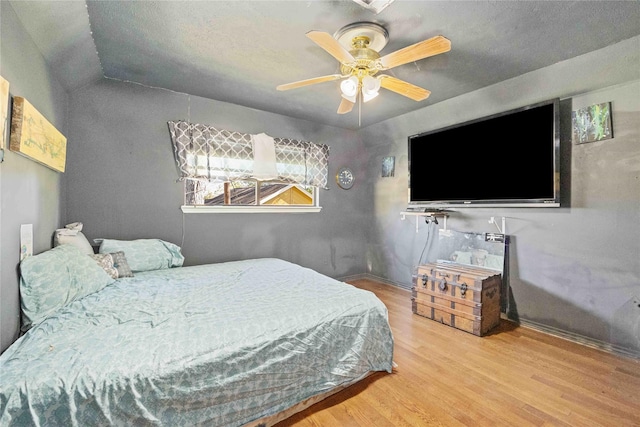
[98,239,184,272]
[20,244,115,331]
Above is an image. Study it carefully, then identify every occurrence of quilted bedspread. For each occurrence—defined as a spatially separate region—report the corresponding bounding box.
[0,258,394,426]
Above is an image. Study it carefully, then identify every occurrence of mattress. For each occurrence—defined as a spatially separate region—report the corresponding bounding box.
[0,258,394,426]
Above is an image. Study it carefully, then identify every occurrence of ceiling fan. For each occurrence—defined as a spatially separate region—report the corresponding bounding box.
[277,22,451,116]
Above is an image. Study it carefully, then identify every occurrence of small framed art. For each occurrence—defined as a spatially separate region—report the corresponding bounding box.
[572,102,613,144]
[382,156,395,177]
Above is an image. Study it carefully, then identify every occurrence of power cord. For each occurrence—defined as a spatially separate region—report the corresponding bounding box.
[417,220,433,266]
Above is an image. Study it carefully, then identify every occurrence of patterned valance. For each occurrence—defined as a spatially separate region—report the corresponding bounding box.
[167,121,329,189]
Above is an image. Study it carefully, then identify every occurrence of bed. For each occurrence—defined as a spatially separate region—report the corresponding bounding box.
[0,240,394,426]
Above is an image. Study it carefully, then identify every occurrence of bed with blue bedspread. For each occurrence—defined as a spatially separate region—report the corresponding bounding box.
[0,241,394,426]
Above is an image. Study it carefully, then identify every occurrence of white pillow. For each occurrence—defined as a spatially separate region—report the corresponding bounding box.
[53,222,94,255]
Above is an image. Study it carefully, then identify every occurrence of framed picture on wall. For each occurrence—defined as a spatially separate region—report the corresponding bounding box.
[572,102,613,144]
[382,156,395,177]
[1,75,9,151]
[9,96,67,172]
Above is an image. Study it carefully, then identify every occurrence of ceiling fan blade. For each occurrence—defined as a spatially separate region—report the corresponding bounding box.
[379,75,431,101]
[337,97,355,114]
[277,74,343,91]
[306,31,355,65]
[379,35,451,70]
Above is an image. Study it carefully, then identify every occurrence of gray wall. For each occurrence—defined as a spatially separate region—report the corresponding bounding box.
[0,3,69,353]
[64,79,369,279]
[360,36,640,356]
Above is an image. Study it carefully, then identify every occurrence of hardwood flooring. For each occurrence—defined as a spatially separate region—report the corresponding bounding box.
[275,278,640,427]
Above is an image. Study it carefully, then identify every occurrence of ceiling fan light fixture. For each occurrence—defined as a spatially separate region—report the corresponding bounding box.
[340,76,359,97]
[362,75,381,93]
[361,75,381,103]
[278,22,450,122]
[362,91,379,103]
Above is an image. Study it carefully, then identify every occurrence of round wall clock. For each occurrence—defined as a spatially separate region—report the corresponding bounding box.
[336,167,354,190]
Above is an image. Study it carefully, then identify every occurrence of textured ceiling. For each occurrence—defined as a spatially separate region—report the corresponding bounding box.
[8,1,640,130]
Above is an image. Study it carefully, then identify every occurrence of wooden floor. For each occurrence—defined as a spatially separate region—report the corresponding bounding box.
[275,279,640,427]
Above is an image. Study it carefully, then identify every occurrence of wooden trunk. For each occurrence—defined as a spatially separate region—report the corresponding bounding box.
[412,262,501,336]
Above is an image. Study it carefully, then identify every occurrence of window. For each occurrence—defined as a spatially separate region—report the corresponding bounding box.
[168,121,328,213]
[186,180,317,206]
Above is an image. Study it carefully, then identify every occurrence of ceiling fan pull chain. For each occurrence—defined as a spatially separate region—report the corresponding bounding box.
[358,91,362,127]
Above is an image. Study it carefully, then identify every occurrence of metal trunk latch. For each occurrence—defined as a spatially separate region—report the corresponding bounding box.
[460,283,468,297]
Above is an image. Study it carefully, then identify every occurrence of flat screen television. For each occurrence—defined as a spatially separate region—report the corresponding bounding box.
[408,98,560,208]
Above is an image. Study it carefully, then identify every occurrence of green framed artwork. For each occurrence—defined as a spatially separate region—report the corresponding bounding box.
[572,102,613,144]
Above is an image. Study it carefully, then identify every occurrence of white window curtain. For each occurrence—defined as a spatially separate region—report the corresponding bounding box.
[167,120,330,189]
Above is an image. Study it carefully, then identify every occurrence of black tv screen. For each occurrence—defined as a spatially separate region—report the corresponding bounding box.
[408,98,560,208]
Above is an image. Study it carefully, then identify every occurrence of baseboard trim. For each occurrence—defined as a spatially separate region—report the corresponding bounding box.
[338,273,368,283]
[514,317,640,361]
[339,273,639,361]
[339,273,412,290]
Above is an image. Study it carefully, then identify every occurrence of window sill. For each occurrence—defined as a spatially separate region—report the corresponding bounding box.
[181,205,322,214]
